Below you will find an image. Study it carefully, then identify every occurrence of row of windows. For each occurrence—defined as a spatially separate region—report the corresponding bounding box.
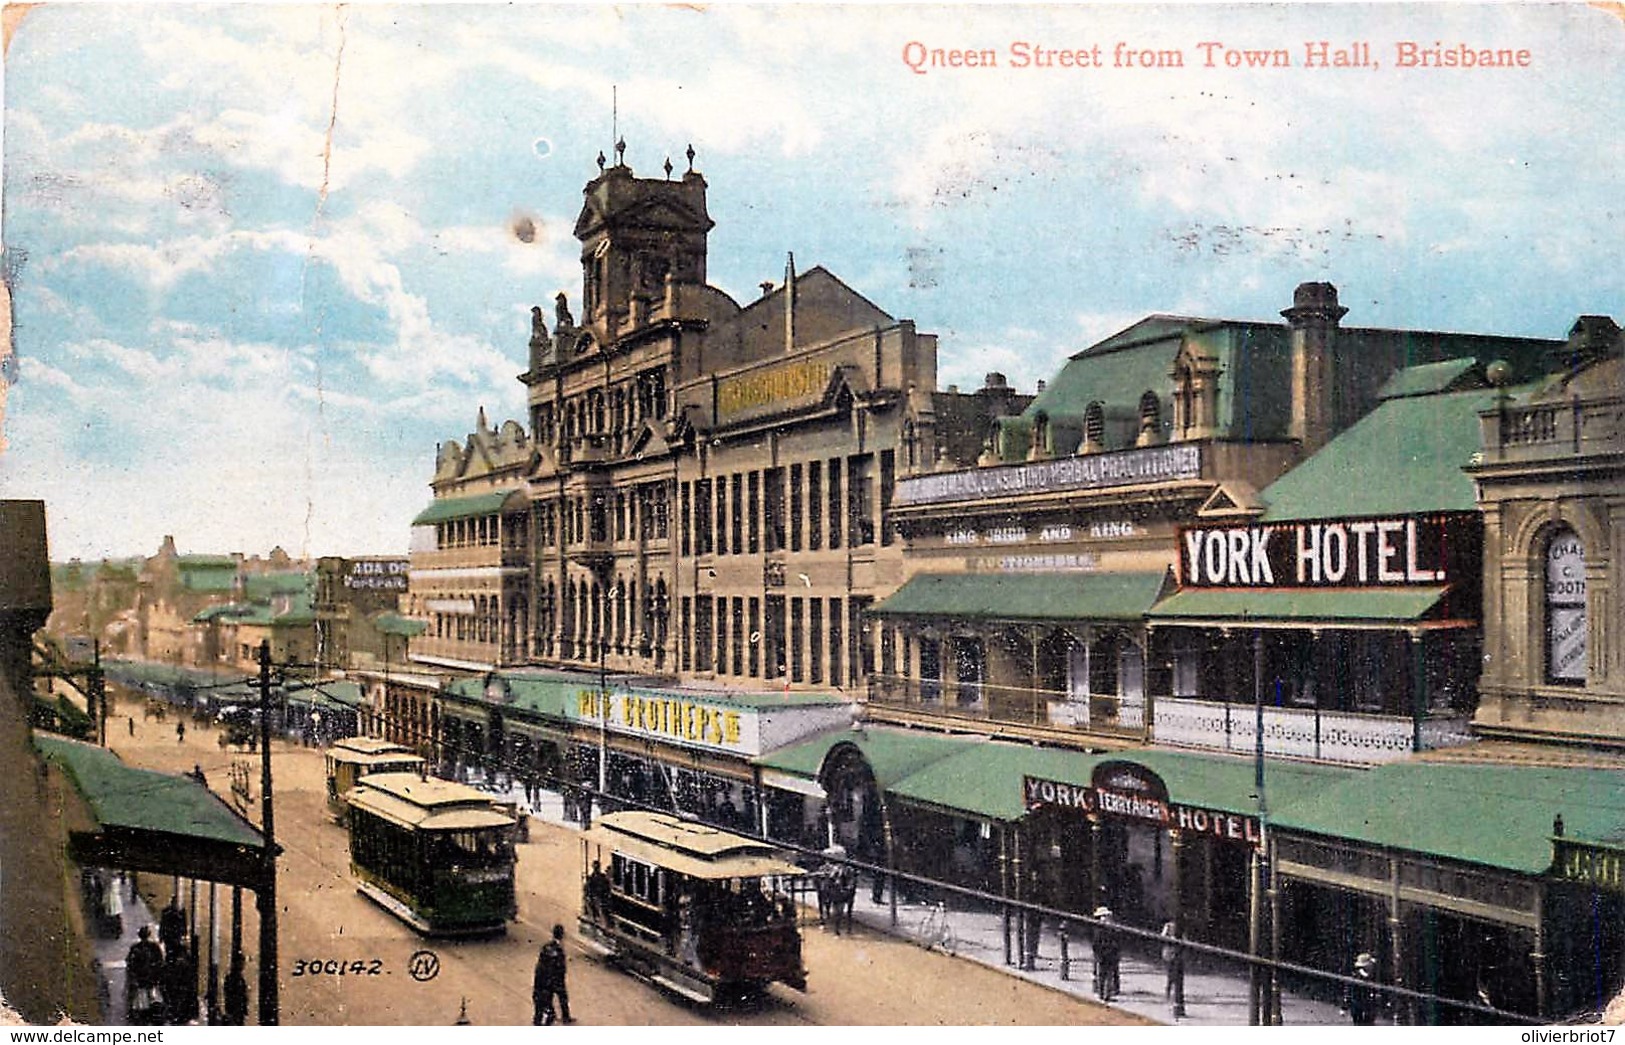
[531,368,668,452]
[674,594,875,688]
[525,483,673,550]
[679,451,896,558]
[435,513,527,551]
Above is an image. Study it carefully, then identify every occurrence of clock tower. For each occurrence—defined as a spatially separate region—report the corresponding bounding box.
[573,142,713,337]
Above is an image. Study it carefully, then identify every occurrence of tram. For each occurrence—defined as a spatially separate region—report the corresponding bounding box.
[324,737,427,822]
[578,811,807,1004]
[345,771,518,936]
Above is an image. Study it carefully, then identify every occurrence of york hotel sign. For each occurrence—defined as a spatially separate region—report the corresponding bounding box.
[1022,767,1262,846]
[1180,514,1460,588]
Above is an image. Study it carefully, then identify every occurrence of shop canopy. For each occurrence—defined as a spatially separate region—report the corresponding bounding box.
[871,570,1170,623]
[887,742,1355,824]
[410,489,524,527]
[35,734,271,888]
[1146,586,1454,629]
[1271,761,1625,875]
[753,725,981,792]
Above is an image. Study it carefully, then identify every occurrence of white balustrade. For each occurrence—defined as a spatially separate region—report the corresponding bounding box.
[1152,698,1474,765]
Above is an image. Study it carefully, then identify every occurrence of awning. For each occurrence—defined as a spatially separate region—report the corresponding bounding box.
[871,570,1170,623]
[35,735,270,888]
[886,743,1355,824]
[1147,586,1452,628]
[752,725,980,790]
[410,489,524,527]
[1272,762,1625,876]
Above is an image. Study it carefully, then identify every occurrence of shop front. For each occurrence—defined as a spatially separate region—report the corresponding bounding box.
[1271,761,1625,1024]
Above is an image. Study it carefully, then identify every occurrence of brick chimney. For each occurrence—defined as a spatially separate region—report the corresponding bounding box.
[1281,281,1347,457]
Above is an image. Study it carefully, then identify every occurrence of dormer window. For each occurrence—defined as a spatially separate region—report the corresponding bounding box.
[1137,391,1162,446]
[1081,401,1105,453]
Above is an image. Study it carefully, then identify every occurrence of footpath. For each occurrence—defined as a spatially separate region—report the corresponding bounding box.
[515,787,1349,1026]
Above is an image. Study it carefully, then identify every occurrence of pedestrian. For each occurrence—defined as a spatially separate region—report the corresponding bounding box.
[176,720,186,744]
[584,861,611,925]
[127,716,135,737]
[159,896,186,960]
[222,953,248,1026]
[1161,919,1185,1010]
[532,924,574,1025]
[125,926,165,1025]
[1346,952,1381,1025]
[1091,906,1120,1003]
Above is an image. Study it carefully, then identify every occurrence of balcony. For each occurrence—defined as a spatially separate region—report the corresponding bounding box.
[1151,697,1473,765]
[868,675,1148,741]
[1479,394,1624,463]
[412,543,528,571]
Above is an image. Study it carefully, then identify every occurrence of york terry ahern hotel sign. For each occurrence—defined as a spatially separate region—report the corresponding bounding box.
[1178,512,1478,588]
[894,443,1201,507]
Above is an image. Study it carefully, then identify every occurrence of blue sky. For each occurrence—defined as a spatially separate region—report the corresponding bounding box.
[2,2,1622,561]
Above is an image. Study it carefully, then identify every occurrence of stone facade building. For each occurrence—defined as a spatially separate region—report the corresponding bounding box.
[1471,317,1624,747]
[408,152,1024,686]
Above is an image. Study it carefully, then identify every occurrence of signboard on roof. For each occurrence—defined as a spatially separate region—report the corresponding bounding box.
[895,443,1201,507]
[344,559,410,592]
[1177,512,1478,589]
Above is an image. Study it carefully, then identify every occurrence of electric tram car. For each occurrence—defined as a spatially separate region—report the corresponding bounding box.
[344,771,518,936]
[578,811,807,1004]
[323,737,427,822]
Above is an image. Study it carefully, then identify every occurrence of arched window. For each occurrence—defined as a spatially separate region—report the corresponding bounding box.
[1138,391,1161,445]
[1545,527,1587,683]
[1082,401,1106,450]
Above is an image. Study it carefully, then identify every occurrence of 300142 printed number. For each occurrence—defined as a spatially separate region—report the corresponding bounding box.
[291,958,385,977]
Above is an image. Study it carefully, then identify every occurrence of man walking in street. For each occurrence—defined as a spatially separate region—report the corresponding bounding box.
[533,924,574,1025]
[1092,907,1121,1003]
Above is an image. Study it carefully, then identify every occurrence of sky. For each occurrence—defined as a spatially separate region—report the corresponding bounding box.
[1,2,1621,562]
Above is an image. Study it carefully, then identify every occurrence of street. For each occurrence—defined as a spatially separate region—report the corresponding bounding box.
[105,688,1147,1026]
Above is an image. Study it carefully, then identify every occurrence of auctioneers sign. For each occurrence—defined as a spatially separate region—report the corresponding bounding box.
[1177,512,1479,589]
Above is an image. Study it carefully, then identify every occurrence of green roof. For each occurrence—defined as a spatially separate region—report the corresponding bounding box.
[888,744,1355,823]
[872,571,1170,623]
[1376,357,1481,400]
[34,734,266,849]
[411,489,523,526]
[372,612,428,637]
[1259,385,1533,521]
[1147,587,1448,624]
[242,572,311,601]
[193,603,254,623]
[753,726,981,789]
[177,555,238,568]
[1271,762,1625,874]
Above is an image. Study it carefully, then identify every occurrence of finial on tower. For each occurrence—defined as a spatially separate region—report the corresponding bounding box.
[663,156,673,179]
[615,137,626,166]
[686,143,696,171]
[596,150,606,173]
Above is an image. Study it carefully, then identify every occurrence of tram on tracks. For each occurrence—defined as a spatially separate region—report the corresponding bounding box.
[323,736,427,822]
[345,771,518,936]
[578,811,807,1004]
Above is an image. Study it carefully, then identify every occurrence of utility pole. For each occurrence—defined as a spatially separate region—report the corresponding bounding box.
[255,640,280,1025]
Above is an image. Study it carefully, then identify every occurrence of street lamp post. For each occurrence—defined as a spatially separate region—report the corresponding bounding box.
[254,639,279,1026]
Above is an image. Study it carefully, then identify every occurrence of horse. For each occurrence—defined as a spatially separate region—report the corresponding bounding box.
[815,863,857,936]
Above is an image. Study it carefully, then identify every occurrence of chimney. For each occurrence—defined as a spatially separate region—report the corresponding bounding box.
[1281,281,1347,457]
[1557,315,1621,371]
[785,252,797,353]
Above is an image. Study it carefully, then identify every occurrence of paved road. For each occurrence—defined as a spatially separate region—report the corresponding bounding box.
[106,689,1148,1026]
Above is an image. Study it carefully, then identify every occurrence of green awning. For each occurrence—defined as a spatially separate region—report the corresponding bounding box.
[1147,586,1449,626]
[753,726,981,790]
[871,571,1170,623]
[372,612,428,638]
[411,489,524,526]
[1272,762,1625,875]
[35,735,266,850]
[887,744,1355,824]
